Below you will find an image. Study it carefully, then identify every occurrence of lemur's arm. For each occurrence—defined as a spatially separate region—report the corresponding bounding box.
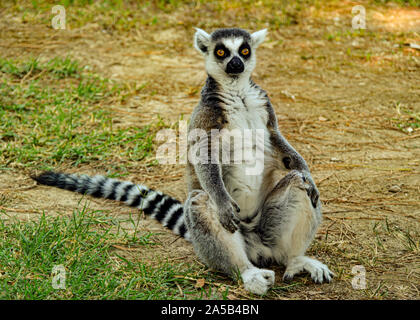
[195,162,240,231]
[265,100,320,207]
[191,130,240,233]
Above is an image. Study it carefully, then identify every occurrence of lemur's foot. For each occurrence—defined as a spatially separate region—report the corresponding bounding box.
[242,268,275,295]
[283,256,333,284]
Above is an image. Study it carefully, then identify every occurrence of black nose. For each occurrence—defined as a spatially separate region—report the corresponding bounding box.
[226,56,244,74]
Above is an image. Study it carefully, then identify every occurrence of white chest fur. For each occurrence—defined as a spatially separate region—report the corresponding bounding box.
[219,86,272,218]
[223,86,268,129]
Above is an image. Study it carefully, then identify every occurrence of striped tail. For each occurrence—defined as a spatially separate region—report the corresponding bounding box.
[31,171,189,240]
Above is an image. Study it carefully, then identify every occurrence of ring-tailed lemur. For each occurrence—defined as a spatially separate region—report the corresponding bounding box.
[32,28,333,295]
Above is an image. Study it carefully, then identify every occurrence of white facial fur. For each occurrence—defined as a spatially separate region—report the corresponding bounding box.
[194,28,267,88]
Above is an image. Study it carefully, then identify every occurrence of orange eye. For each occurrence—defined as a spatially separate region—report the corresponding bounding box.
[216,49,225,57]
[241,48,249,55]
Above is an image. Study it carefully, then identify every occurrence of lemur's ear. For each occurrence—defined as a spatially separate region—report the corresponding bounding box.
[251,29,268,47]
[194,28,211,54]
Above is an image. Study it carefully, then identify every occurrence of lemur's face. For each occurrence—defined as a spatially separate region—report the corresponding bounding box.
[194,28,267,81]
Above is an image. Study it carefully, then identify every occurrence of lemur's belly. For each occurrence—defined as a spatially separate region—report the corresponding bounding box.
[224,166,264,218]
[221,91,271,219]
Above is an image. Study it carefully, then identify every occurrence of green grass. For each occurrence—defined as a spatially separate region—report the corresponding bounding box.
[373,0,420,7]
[2,0,418,40]
[2,0,418,37]
[0,202,210,299]
[391,102,420,133]
[0,57,156,169]
[0,200,250,299]
[1,0,319,32]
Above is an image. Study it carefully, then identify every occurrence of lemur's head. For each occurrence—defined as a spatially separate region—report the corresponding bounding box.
[194,28,267,82]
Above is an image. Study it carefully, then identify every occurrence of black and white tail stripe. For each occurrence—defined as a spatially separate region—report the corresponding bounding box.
[31,171,190,240]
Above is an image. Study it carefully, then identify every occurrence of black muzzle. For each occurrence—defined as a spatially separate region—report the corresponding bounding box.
[226,56,244,74]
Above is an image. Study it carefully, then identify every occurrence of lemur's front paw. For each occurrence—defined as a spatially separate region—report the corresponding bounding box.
[302,172,319,208]
[218,199,240,233]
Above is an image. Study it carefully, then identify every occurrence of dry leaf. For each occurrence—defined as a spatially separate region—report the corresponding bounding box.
[195,278,205,288]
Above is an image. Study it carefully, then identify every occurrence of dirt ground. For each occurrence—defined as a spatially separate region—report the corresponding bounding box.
[0,1,419,299]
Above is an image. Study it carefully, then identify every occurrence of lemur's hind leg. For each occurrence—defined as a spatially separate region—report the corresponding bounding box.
[184,190,275,295]
[259,170,333,283]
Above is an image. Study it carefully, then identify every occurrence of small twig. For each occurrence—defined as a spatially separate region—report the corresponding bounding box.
[325,216,384,221]
[396,133,420,141]
[175,281,184,296]
[20,65,34,84]
[111,244,141,251]
[168,235,183,246]
[0,206,39,214]
[26,69,47,82]
[167,255,190,262]
[317,173,334,186]
[0,183,38,193]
